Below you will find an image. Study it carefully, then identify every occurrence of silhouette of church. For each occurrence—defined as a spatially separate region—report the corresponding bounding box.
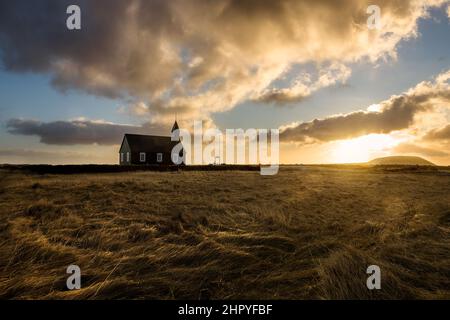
[119,121,183,165]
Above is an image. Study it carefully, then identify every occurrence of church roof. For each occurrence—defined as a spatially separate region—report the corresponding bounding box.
[123,134,178,153]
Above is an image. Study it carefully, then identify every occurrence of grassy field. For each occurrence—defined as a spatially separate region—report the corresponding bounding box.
[0,165,449,299]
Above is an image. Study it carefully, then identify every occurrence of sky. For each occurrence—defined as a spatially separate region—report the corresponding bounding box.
[0,0,449,165]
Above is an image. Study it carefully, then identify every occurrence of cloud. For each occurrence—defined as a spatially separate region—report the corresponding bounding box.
[392,143,449,157]
[119,100,201,125]
[423,124,450,140]
[0,0,448,121]
[256,63,351,104]
[118,102,150,117]
[9,71,449,148]
[6,118,170,145]
[280,70,450,143]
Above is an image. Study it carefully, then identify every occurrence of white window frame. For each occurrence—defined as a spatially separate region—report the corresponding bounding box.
[127,152,130,162]
[120,153,124,162]
[157,153,163,163]
[140,152,146,162]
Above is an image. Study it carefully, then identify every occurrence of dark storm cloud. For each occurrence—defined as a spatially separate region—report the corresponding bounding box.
[0,0,181,98]
[6,118,168,145]
[0,0,446,120]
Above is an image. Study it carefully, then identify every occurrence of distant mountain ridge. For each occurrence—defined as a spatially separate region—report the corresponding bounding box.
[368,156,435,166]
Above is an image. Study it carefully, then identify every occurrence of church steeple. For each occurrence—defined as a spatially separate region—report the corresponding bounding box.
[171,120,179,133]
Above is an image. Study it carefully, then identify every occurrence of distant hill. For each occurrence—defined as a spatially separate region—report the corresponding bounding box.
[368,156,435,166]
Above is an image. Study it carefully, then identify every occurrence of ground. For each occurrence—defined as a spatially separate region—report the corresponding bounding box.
[0,165,449,299]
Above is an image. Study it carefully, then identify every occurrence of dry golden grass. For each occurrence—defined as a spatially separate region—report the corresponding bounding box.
[0,166,449,299]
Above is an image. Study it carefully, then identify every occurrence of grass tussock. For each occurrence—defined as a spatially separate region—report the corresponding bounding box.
[0,165,449,299]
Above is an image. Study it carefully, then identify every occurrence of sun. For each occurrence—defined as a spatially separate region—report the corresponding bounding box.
[331,134,400,163]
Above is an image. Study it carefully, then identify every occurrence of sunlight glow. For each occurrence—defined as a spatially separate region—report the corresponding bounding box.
[367,104,382,112]
[331,134,400,163]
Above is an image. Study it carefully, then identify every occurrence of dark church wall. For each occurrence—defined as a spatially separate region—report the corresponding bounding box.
[130,151,172,165]
[119,139,131,165]
[119,151,180,165]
